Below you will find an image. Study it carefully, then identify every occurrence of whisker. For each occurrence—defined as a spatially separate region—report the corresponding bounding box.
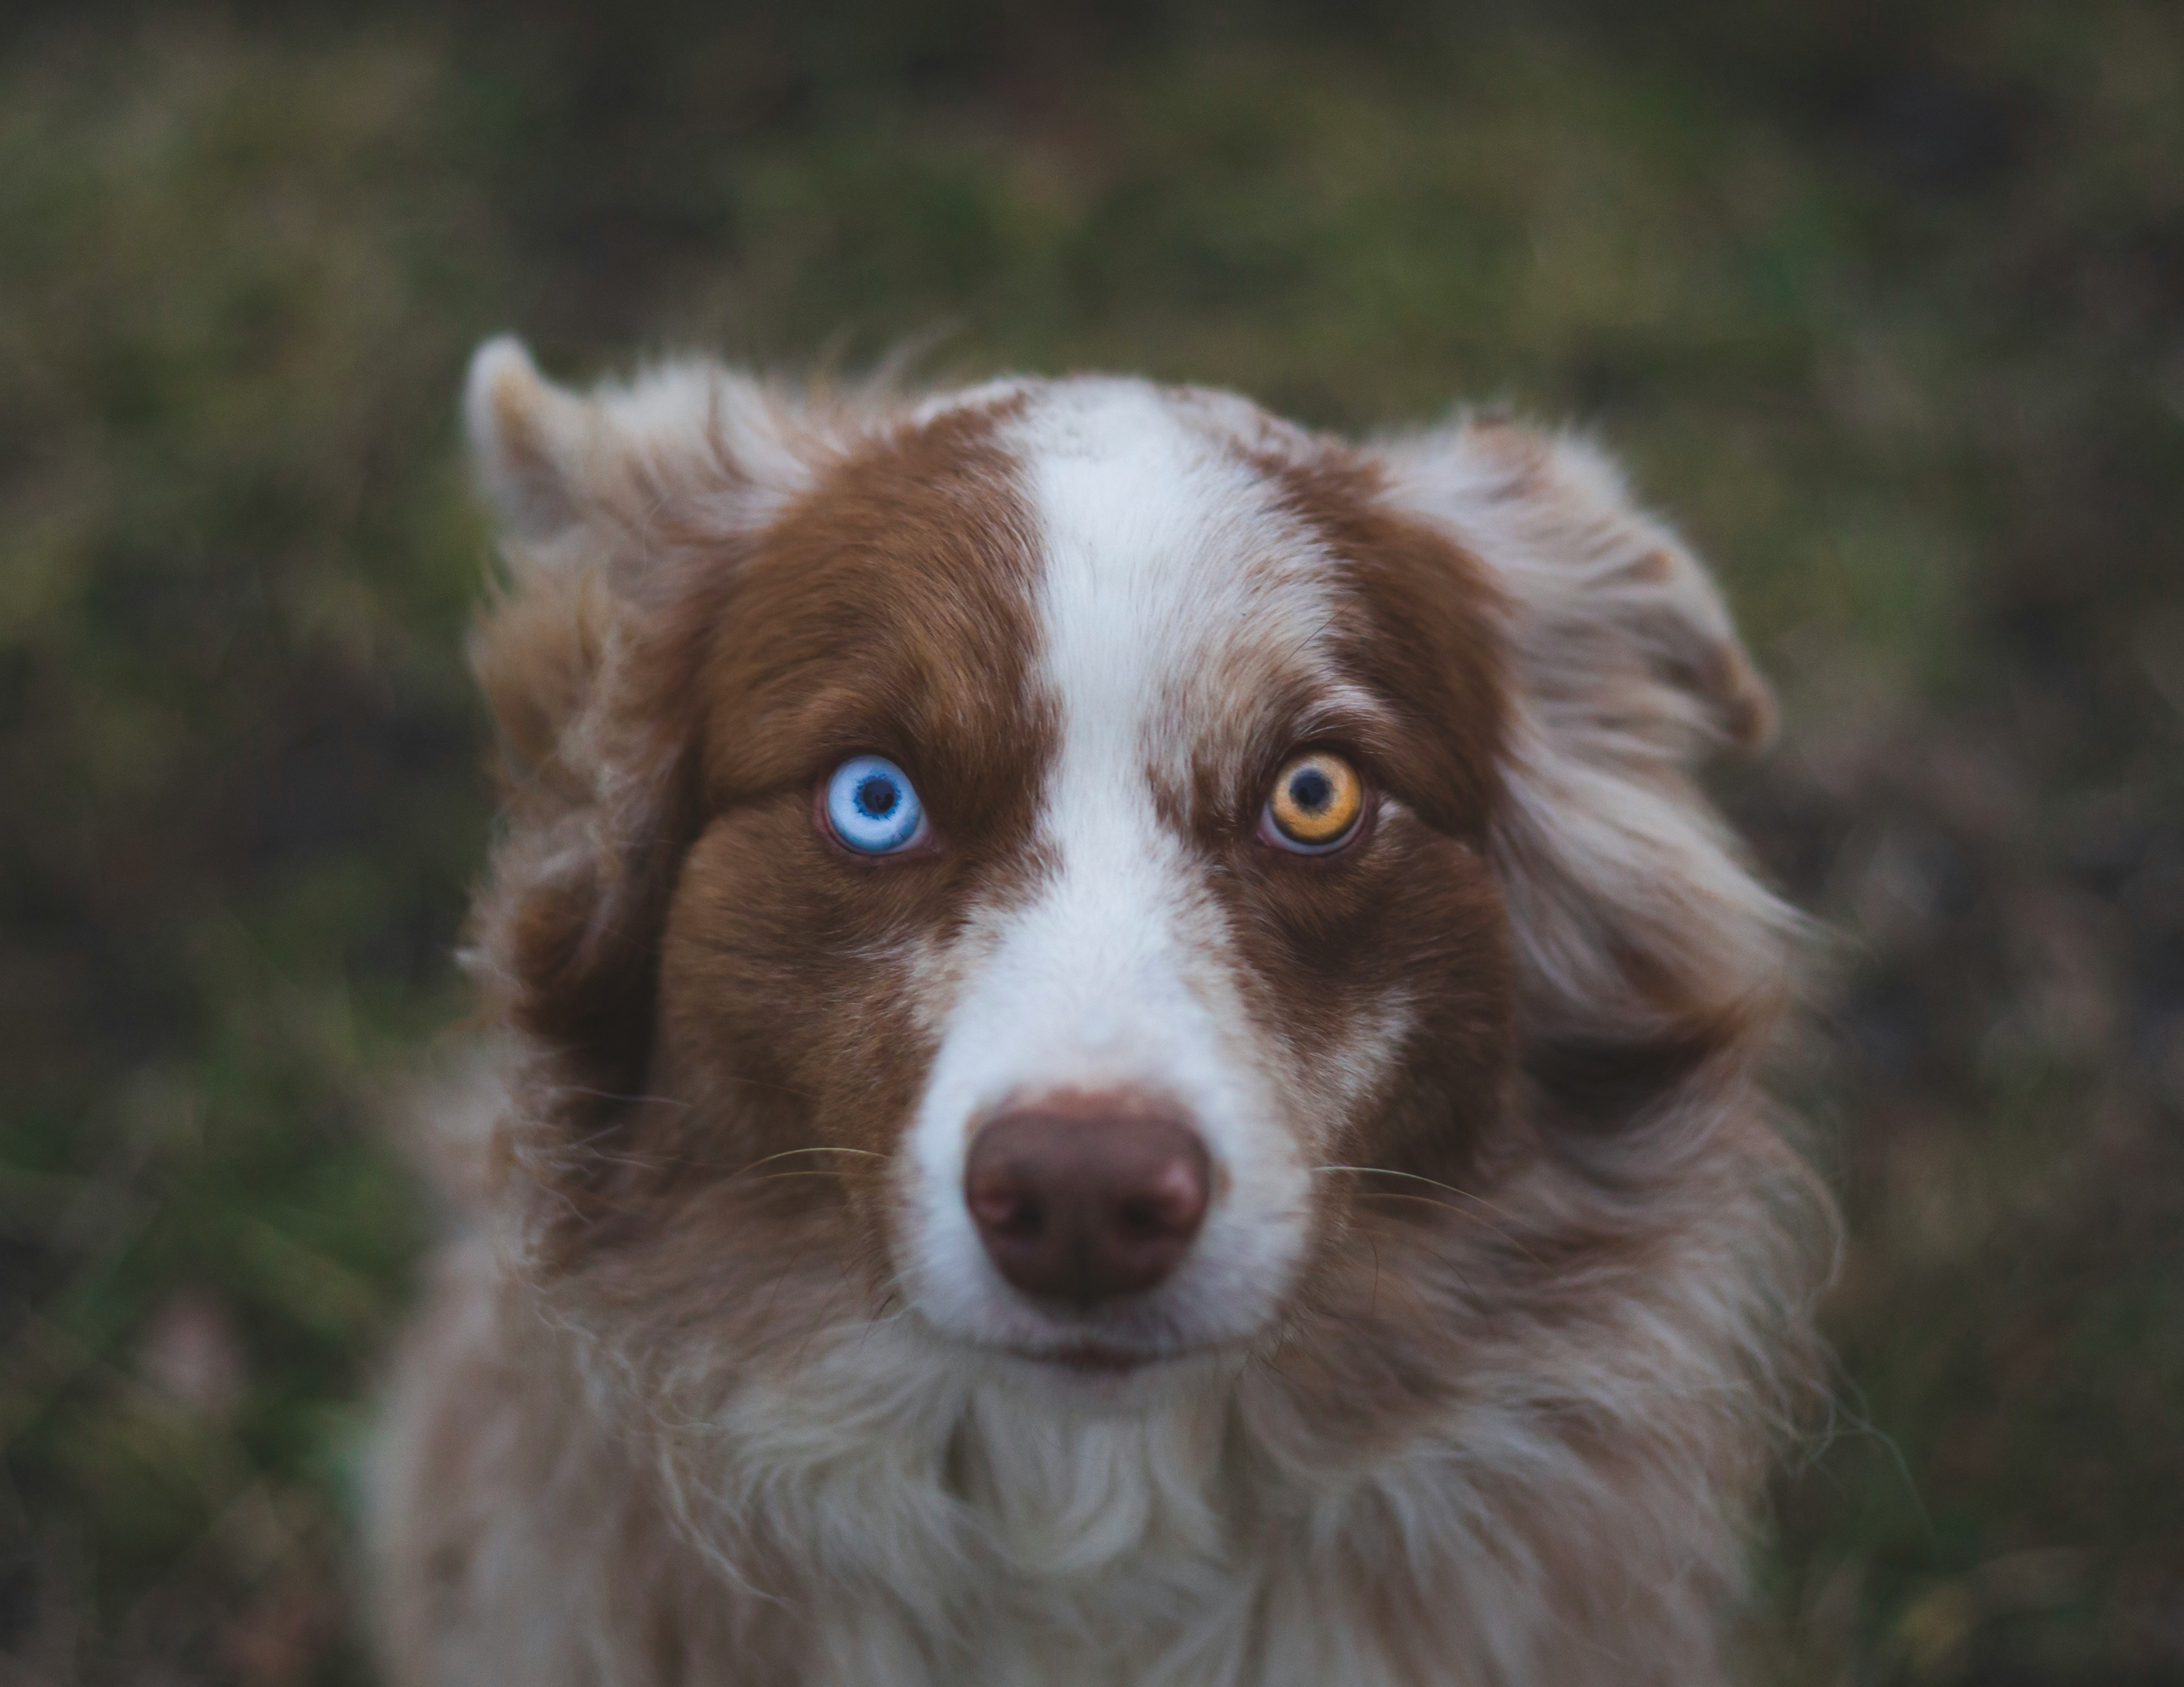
[1346,1191,1544,1270]
[1314,1163,1537,1229]
[558,1085,695,1110]
[1312,1164,1491,1206]
[726,1169,868,1185]
[731,1146,887,1175]
[559,1073,819,1108]
[712,1072,819,1103]
[853,1288,905,1361]
[555,1142,888,1183]
[578,1148,677,1172]
[1345,1189,1495,1218]
[1319,1166,1547,1268]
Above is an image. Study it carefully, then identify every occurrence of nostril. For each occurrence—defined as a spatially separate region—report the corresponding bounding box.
[963,1095,1212,1309]
[969,1184,1044,1239]
[1127,1160,1205,1233]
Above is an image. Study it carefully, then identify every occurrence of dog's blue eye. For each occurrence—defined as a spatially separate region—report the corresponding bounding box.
[825,755,926,854]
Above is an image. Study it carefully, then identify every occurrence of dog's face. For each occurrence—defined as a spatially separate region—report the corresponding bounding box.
[659,382,1516,1373]
[463,344,1784,1396]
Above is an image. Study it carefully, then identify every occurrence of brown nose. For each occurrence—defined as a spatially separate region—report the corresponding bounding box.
[964,1096,1212,1308]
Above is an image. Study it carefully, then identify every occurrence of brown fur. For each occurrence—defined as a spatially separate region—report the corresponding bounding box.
[369,345,1827,1687]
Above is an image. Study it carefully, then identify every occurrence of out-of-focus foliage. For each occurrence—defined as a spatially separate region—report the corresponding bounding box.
[0,3,2178,1682]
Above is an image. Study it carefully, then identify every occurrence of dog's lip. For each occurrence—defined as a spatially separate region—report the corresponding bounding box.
[978,1333,1199,1375]
[1002,1329,1262,1376]
[1043,1341,1167,1374]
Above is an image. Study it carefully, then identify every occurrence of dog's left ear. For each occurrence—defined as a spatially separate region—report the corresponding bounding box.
[1381,417,1775,759]
[1377,417,1794,1117]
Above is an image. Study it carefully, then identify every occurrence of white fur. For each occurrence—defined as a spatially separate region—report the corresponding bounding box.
[898,381,1386,1365]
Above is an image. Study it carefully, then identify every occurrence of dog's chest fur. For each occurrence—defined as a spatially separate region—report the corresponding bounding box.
[730,1363,1650,1687]
[384,1164,1772,1687]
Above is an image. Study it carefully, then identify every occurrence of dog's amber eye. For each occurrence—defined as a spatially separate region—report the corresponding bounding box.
[1264,750,1365,853]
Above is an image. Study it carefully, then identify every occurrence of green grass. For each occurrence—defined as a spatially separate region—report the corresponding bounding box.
[3,4,2181,1680]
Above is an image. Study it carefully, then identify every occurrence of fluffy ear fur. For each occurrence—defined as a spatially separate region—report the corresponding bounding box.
[1378,417,1794,1122]
[465,337,598,543]
[462,337,820,789]
[458,340,820,1227]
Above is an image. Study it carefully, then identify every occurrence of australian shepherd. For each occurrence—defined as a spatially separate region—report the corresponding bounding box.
[368,339,1826,1686]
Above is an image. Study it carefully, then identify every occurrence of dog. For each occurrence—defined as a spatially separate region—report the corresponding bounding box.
[367,338,1826,1686]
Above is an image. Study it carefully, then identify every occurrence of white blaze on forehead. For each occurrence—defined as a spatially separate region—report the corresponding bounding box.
[902,379,1357,1354]
[1017,380,1346,792]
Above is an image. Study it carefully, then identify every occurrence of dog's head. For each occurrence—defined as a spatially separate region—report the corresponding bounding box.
[460,341,1790,1397]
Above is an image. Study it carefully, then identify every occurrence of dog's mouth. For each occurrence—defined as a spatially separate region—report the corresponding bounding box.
[987,1326,1245,1378]
[1041,1339,1169,1374]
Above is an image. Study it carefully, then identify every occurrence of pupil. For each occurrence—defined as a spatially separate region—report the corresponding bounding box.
[856,776,898,819]
[1291,768,1332,812]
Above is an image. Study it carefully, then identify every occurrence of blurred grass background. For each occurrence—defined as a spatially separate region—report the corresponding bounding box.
[2,2,2180,1682]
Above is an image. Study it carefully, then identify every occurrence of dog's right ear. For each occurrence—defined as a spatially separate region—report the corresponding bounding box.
[466,335,800,546]
[461,336,816,794]
[463,340,605,797]
[457,339,817,1196]
[465,335,594,543]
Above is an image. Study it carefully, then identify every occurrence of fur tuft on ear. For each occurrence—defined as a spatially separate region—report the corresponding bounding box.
[460,338,825,791]
[463,335,820,562]
[1383,417,1775,758]
[465,335,597,542]
[1378,416,1796,1121]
